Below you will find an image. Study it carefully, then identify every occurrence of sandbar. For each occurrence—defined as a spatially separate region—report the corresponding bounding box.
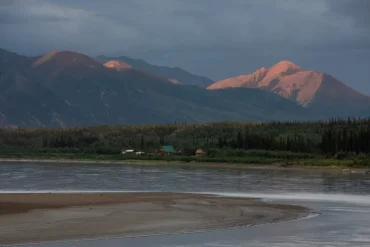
[0,192,309,245]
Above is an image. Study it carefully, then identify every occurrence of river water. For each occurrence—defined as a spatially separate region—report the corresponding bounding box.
[1,162,370,247]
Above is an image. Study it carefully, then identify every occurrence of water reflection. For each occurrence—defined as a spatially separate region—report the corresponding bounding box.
[0,162,370,195]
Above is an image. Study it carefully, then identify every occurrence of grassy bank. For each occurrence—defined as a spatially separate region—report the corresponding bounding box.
[0,148,369,169]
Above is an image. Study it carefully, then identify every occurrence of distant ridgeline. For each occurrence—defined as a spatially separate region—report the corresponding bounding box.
[1,119,370,160]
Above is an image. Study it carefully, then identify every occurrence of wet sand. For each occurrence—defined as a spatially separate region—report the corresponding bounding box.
[0,192,308,245]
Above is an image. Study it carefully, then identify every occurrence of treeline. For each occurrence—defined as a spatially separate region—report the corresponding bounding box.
[0,118,370,156]
[216,130,313,153]
[322,127,370,155]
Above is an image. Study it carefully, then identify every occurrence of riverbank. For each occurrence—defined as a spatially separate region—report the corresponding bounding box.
[1,157,370,174]
[1,147,370,169]
[0,192,308,245]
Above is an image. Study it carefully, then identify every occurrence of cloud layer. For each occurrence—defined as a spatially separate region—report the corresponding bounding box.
[2,0,369,53]
[1,0,370,92]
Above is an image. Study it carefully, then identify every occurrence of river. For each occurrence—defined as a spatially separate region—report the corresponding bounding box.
[1,162,370,247]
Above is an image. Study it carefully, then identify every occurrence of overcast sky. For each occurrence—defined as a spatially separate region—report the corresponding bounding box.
[1,0,370,93]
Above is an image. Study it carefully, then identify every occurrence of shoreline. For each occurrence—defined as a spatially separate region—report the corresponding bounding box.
[0,192,309,245]
[0,157,369,174]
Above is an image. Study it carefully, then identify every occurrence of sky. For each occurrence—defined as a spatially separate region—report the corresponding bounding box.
[1,0,370,93]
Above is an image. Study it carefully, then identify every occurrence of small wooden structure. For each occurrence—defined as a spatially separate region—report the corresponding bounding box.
[122,149,136,154]
[195,148,204,157]
[156,145,175,155]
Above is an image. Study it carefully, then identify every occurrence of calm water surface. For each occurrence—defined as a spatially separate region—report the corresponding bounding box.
[1,162,370,247]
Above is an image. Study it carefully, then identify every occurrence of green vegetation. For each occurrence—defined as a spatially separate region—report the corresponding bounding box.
[1,118,370,168]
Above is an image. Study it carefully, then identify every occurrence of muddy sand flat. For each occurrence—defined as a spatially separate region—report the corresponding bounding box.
[0,192,309,245]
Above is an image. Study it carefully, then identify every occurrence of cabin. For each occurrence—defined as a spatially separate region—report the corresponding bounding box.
[122,149,136,154]
[195,148,204,157]
[156,145,175,155]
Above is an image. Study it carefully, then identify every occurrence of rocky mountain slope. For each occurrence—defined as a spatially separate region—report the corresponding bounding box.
[208,61,370,116]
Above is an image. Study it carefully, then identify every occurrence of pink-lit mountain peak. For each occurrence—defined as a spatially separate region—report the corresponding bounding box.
[267,60,301,75]
[207,60,370,108]
[103,60,133,70]
[271,60,300,70]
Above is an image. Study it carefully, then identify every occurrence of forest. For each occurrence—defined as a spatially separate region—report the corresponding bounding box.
[1,118,370,167]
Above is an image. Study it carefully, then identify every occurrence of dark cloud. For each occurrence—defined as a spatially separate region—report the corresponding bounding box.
[0,0,14,7]
[0,0,369,93]
[327,0,370,28]
[0,0,356,52]
[0,11,70,24]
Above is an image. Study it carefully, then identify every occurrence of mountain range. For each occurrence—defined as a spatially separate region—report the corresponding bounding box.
[0,48,308,127]
[0,48,368,128]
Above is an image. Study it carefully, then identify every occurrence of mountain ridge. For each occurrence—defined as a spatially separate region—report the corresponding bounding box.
[96,55,214,87]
